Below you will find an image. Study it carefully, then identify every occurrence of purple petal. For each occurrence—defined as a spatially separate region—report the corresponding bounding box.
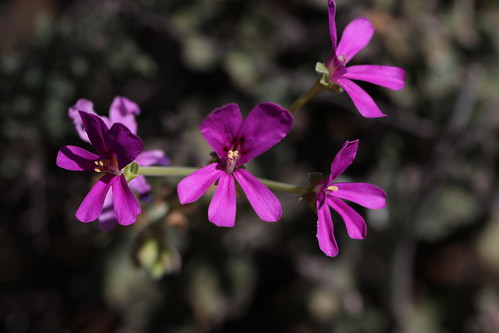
[236,102,293,166]
[135,150,169,166]
[200,103,243,159]
[329,140,359,181]
[76,174,114,222]
[57,145,99,171]
[79,111,111,157]
[327,196,367,239]
[336,78,386,118]
[177,163,224,204]
[112,174,141,226]
[105,123,143,169]
[330,182,387,209]
[109,96,140,134]
[233,169,281,222]
[208,173,236,227]
[343,65,406,90]
[336,17,375,64]
[68,99,96,143]
[129,175,151,197]
[97,192,118,231]
[316,204,339,257]
[328,0,338,52]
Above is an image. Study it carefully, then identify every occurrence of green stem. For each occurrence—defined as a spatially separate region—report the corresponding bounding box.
[138,166,307,195]
[258,178,308,195]
[288,80,326,114]
[138,166,199,177]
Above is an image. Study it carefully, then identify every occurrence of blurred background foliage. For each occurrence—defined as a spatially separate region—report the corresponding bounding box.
[1,0,499,332]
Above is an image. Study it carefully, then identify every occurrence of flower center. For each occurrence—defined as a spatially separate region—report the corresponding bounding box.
[94,156,120,176]
[226,149,239,173]
[327,185,339,192]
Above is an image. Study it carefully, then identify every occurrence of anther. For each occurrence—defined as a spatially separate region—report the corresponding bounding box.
[226,149,240,173]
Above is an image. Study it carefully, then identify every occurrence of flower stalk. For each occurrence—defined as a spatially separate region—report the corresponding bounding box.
[138,166,199,177]
[139,166,307,195]
[288,79,326,114]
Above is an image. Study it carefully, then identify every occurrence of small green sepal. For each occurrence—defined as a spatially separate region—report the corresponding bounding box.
[315,62,343,94]
[315,62,332,88]
[124,161,140,182]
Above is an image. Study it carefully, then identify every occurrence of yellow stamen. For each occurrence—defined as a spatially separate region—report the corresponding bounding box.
[327,185,339,191]
[226,149,239,173]
[228,150,239,160]
[93,158,120,175]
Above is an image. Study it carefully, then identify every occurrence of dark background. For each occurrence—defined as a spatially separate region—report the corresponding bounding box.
[1,0,499,332]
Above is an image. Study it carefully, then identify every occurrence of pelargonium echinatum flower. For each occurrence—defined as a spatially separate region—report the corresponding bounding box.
[57,111,143,226]
[68,97,168,229]
[320,0,405,118]
[177,102,293,227]
[315,140,386,257]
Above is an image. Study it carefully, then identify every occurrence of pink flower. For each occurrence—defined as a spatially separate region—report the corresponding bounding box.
[323,0,405,118]
[68,97,168,229]
[177,103,293,227]
[315,140,386,257]
[57,111,144,226]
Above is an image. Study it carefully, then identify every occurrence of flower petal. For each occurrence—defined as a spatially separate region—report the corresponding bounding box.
[112,174,141,226]
[68,99,96,143]
[331,182,387,209]
[109,96,140,134]
[329,140,359,181]
[316,204,339,257]
[177,163,224,204]
[200,103,243,159]
[328,0,338,51]
[337,78,386,118]
[336,17,375,64]
[233,168,281,222]
[57,145,99,171]
[129,175,151,197]
[106,123,143,169]
[327,196,367,239]
[236,102,293,165]
[79,111,111,157]
[343,65,406,90]
[208,173,236,227]
[97,191,118,231]
[135,150,169,167]
[76,174,114,222]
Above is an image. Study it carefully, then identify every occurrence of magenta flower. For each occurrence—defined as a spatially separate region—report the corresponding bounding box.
[322,0,405,118]
[177,103,293,227]
[315,140,386,257]
[57,111,144,226]
[68,97,168,229]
